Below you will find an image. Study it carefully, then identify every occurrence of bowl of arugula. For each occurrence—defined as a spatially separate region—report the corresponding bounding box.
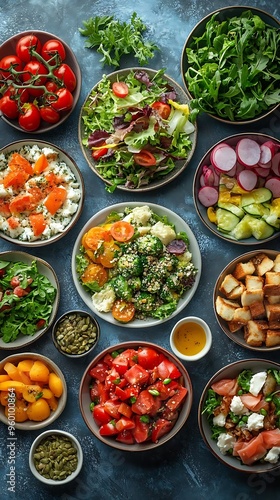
[78,68,197,192]
[181,7,280,124]
[0,251,59,350]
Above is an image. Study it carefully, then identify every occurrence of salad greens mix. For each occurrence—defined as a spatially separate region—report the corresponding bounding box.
[81,69,195,192]
[184,10,280,121]
[0,259,57,343]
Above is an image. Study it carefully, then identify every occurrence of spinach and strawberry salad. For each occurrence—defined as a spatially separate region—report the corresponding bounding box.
[88,345,188,444]
[76,205,198,323]
[0,259,56,343]
[202,368,280,465]
[80,69,195,191]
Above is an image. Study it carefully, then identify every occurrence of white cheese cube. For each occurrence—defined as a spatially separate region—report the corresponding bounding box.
[249,372,267,397]
[247,413,264,431]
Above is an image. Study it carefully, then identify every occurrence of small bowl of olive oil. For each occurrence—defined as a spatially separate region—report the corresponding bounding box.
[170,316,212,361]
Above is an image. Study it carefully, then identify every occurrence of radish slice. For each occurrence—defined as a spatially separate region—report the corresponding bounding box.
[236,138,261,167]
[272,152,280,176]
[211,144,237,172]
[237,169,258,191]
[200,173,206,187]
[259,144,272,165]
[258,160,271,170]
[225,163,237,177]
[203,166,215,186]
[262,140,279,157]
[265,177,280,198]
[254,166,271,178]
[198,186,219,207]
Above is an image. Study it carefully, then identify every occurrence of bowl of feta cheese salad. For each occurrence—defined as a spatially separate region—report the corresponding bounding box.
[199,359,280,473]
[72,202,201,328]
[0,140,84,246]
[79,68,197,192]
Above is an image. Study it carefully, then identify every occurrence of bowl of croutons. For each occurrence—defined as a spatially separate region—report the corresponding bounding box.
[213,250,280,351]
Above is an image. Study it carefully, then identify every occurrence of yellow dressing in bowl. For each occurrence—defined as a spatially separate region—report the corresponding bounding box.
[174,321,206,356]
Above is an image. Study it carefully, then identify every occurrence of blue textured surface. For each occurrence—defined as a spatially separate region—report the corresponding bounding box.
[0,1,280,499]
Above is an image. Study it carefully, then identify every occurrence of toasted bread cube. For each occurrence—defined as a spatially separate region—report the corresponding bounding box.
[264,284,280,296]
[265,303,280,322]
[241,289,264,307]
[245,275,264,291]
[252,253,274,276]
[273,254,280,272]
[233,261,256,281]
[265,330,280,347]
[227,321,245,333]
[265,272,280,285]
[267,295,280,305]
[219,274,242,297]
[249,301,266,320]
[268,319,280,330]
[244,320,268,347]
[232,306,252,323]
[227,284,246,300]
[215,296,240,321]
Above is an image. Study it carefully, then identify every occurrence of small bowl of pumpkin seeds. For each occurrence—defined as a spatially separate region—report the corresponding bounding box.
[29,429,83,485]
[52,310,100,358]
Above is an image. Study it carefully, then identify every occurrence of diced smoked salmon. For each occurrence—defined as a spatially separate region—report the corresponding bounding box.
[237,434,267,465]
[9,193,33,214]
[240,393,262,411]
[44,186,67,215]
[7,216,19,229]
[8,153,33,175]
[33,154,49,174]
[233,441,247,456]
[3,170,29,189]
[0,200,11,218]
[262,429,280,449]
[211,378,238,396]
[29,213,46,236]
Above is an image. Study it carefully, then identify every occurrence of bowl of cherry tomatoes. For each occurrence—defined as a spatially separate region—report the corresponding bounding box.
[79,341,193,451]
[0,30,81,133]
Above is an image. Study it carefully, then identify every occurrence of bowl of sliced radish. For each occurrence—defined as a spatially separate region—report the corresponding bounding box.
[193,133,280,245]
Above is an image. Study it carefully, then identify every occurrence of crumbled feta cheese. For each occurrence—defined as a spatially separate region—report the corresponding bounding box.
[217,433,236,455]
[247,413,264,432]
[123,205,152,226]
[213,413,226,427]
[264,447,280,464]
[177,250,192,264]
[150,221,176,245]
[249,372,267,397]
[230,396,249,416]
[92,286,116,312]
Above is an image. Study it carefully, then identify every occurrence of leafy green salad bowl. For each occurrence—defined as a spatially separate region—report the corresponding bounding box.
[181,6,280,124]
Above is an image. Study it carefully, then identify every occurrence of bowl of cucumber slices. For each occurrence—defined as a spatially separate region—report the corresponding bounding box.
[193,133,280,245]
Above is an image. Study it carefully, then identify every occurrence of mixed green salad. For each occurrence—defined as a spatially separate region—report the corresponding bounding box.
[76,205,198,323]
[80,69,195,192]
[184,10,280,121]
[0,259,57,343]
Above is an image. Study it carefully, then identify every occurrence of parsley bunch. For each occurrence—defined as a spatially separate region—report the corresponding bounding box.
[79,12,159,68]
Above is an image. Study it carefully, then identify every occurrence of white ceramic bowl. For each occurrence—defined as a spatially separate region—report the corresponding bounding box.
[78,67,197,192]
[193,133,280,245]
[0,352,67,430]
[199,358,280,473]
[79,341,193,451]
[0,140,84,247]
[71,202,201,328]
[0,30,81,133]
[181,6,280,124]
[170,316,212,361]
[213,249,280,352]
[0,250,59,350]
[29,429,83,484]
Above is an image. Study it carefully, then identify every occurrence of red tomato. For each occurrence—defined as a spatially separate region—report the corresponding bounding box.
[103,353,114,367]
[151,101,171,119]
[110,221,134,242]
[89,362,108,382]
[18,103,41,131]
[115,417,135,432]
[99,422,119,436]
[111,299,135,323]
[39,105,60,124]
[131,390,156,415]
[0,95,19,119]
[52,87,73,112]
[53,63,76,92]
[0,55,23,79]
[45,80,59,93]
[93,405,112,426]
[124,364,149,386]
[115,385,140,401]
[166,386,188,411]
[22,61,48,96]
[132,416,150,443]
[112,81,129,98]
[16,35,42,62]
[4,85,29,104]
[151,418,173,443]
[116,430,135,444]
[41,39,66,65]
[36,319,46,329]
[137,347,161,370]
[134,150,157,167]
[112,355,129,375]
[157,358,182,380]
[118,402,132,418]
[92,146,108,160]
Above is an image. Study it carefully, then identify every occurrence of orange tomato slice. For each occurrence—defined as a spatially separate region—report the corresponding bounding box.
[110,221,134,242]
[112,299,135,323]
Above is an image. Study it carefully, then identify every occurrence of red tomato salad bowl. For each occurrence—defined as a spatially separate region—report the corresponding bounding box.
[79,341,193,451]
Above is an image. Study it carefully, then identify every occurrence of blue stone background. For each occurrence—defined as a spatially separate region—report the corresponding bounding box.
[0,1,280,499]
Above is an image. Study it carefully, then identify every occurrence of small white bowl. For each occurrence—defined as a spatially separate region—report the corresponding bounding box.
[29,429,83,485]
[170,316,212,361]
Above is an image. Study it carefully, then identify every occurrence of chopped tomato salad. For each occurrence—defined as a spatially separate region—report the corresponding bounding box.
[89,345,188,444]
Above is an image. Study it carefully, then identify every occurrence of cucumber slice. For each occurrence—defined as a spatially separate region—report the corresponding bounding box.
[250,218,275,240]
[217,201,244,218]
[262,213,280,229]
[241,187,272,207]
[243,203,270,217]
[216,208,240,232]
[230,215,253,240]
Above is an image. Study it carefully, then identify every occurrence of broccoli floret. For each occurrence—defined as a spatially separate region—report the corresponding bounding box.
[152,301,178,319]
[117,253,143,278]
[141,273,162,294]
[110,275,132,301]
[136,234,163,255]
[160,284,179,303]
[157,253,178,276]
[127,276,141,292]
[134,291,155,313]
[166,263,197,293]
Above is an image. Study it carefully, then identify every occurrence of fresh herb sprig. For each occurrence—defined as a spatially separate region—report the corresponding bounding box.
[79,12,159,68]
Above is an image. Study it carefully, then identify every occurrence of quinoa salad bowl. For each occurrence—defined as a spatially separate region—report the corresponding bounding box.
[0,140,84,247]
[71,202,201,328]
